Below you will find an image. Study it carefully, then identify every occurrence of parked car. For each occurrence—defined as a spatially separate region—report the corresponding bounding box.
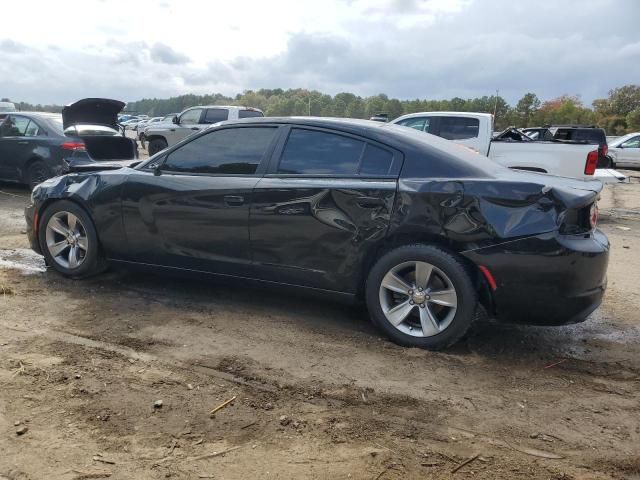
[391,112,625,183]
[25,117,609,350]
[369,113,389,122]
[144,105,264,156]
[607,132,640,168]
[0,101,17,113]
[0,98,137,189]
[136,116,164,140]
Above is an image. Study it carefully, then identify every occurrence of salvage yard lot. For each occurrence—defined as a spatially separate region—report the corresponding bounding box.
[1,173,639,479]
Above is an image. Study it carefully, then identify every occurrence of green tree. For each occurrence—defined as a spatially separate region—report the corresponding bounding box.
[515,93,540,127]
[607,85,640,116]
[627,108,640,131]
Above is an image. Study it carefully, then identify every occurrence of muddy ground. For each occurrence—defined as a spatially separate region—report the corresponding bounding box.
[0,169,639,479]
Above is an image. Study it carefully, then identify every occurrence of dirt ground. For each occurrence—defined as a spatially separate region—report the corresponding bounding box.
[0,167,639,479]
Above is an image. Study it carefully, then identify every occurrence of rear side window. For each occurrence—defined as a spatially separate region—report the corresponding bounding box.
[203,108,229,124]
[437,116,479,140]
[360,144,394,175]
[163,127,277,175]
[239,109,264,119]
[278,129,364,175]
[555,129,605,144]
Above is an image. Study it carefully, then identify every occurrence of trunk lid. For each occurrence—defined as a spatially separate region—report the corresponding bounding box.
[62,98,126,130]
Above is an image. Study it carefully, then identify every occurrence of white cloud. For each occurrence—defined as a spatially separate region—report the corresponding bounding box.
[0,0,638,105]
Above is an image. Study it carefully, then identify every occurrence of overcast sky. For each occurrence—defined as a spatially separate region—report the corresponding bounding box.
[1,0,639,106]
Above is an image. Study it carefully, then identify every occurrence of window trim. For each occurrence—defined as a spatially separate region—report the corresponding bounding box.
[154,124,283,177]
[265,125,401,179]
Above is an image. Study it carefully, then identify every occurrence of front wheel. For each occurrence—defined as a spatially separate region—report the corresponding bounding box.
[365,244,477,350]
[38,200,105,278]
[148,138,168,156]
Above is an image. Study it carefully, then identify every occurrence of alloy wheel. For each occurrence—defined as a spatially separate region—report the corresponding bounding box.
[378,261,458,337]
[45,211,89,269]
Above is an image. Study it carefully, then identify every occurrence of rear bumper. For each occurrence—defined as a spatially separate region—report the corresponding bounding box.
[463,229,609,326]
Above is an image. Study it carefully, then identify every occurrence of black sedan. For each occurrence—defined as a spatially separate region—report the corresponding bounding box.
[0,99,137,190]
[25,118,609,349]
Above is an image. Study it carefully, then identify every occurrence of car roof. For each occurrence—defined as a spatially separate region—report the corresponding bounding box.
[183,105,262,111]
[2,111,61,119]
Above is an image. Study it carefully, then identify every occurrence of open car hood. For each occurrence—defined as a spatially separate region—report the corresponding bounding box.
[62,98,126,130]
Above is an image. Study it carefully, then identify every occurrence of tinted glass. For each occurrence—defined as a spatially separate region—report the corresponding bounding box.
[360,144,393,175]
[555,128,606,144]
[239,110,264,119]
[164,127,277,175]
[438,117,480,140]
[278,129,364,175]
[0,115,29,137]
[25,120,40,137]
[203,108,229,124]
[398,117,429,131]
[179,109,202,124]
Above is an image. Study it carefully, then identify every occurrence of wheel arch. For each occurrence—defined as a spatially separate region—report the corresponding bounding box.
[358,233,495,314]
[21,155,47,183]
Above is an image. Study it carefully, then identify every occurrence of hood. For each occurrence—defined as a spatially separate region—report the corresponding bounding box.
[62,98,126,130]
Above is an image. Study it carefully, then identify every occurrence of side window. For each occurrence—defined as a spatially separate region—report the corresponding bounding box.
[25,120,40,137]
[179,108,203,125]
[278,129,364,175]
[437,116,480,140]
[238,109,264,119]
[0,115,29,137]
[163,127,277,175]
[397,117,429,131]
[203,108,229,124]
[621,136,640,148]
[360,144,394,175]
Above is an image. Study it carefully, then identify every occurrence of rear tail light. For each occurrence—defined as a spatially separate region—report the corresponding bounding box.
[589,202,598,230]
[61,141,86,152]
[584,150,598,175]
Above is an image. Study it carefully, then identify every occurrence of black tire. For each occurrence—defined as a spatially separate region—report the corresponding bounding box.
[598,155,613,169]
[365,244,477,350]
[26,160,50,190]
[148,138,168,156]
[38,200,105,278]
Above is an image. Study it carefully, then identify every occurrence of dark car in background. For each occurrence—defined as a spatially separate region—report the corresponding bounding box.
[0,98,137,189]
[25,118,609,349]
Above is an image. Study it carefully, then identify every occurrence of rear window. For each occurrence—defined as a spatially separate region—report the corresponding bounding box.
[437,116,480,140]
[203,108,229,124]
[554,128,605,144]
[239,109,264,119]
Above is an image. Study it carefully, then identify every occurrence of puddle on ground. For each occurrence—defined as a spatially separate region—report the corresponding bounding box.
[0,248,46,274]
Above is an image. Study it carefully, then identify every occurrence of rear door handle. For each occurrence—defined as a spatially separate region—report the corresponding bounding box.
[224,195,244,206]
[356,196,385,208]
[191,127,200,131]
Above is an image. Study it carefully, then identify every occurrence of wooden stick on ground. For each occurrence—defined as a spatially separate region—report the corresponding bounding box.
[451,453,480,474]
[190,445,242,461]
[210,395,237,416]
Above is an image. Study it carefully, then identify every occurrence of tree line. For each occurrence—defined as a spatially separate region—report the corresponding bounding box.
[4,84,640,133]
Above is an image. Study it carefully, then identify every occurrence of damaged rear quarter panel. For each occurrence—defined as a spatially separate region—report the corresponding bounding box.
[390,177,600,251]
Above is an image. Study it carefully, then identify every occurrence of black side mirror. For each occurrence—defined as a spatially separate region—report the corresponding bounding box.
[172,115,179,125]
[617,145,624,149]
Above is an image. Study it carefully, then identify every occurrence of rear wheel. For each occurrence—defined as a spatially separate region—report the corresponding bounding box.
[26,160,50,190]
[38,200,104,278]
[148,138,168,156]
[366,244,477,350]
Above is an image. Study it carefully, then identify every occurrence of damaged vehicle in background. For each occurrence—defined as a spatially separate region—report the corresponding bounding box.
[0,98,138,189]
[25,118,609,350]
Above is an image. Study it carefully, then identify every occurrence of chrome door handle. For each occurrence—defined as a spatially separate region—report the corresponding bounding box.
[224,195,244,206]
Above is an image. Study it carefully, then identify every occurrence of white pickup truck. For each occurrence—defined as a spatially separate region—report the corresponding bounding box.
[391,112,626,182]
